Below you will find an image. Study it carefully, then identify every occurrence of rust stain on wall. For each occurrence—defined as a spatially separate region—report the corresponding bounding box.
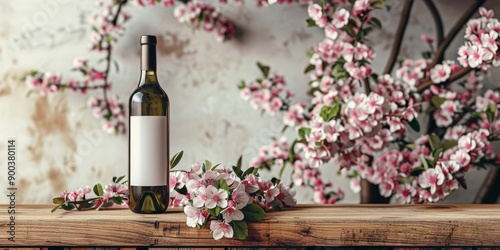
[283,28,312,47]
[27,95,77,164]
[157,32,192,59]
[48,167,67,192]
[91,166,103,179]
[0,85,11,97]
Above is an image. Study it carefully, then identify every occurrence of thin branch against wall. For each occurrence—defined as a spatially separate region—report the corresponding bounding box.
[383,0,414,75]
[423,0,444,46]
[417,67,472,92]
[474,167,500,203]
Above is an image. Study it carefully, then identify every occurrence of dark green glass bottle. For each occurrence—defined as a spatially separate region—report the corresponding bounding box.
[128,35,170,213]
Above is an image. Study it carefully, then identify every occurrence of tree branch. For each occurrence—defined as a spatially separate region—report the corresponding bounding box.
[383,0,414,74]
[429,0,487,69]
[417,67,472,93]
[474,166,500,203]
[423,0,444,45]
[360,179,391,204]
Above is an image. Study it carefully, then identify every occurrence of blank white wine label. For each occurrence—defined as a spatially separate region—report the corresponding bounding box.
[130,116,168,186]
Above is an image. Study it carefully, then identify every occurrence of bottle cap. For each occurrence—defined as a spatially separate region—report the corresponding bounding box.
[141,35,157,45]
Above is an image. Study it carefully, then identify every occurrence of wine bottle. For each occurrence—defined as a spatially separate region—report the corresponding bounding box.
[128,35,170,213]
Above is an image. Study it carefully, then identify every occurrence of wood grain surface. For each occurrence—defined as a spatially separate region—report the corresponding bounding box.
[1,204,500,247]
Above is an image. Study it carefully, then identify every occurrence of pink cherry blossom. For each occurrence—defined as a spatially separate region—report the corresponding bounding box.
[331,8,350,28]
[221,205,244,222]
[430,63,451,84]
[184,206,206,227]
[205,186,228,209]
[418,168,445,194]
[308,4,323,21]
[421,34,435,43]
[210,220,234,240]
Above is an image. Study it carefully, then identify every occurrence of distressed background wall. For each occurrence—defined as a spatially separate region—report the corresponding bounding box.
[0,0,499,204]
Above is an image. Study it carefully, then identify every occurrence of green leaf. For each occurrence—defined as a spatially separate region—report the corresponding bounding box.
[432,148,443,161]
[213,179,230,192]
[170,151,184,169]
[344,23,356,37]
[422,51,432,59]
[371,0,385,8]
[211,163,221,171]
[236,155,242,169]
[232,166,243,179]
[369,17,382,29]
[93,183,104,197]
[288,140,298,163]
[208,208,218,216]
[424,105,436,114]
[78,200,95,210]
[408,118,421,132]
[104,35,113,43]
[429,133,440,151]
[202,162,206,173]
[102,201,113,207]
[306,48,315,57]
[53,197,65,205]
[440,140,458,151]
[230,221,248,240]
[205,160,213,171]
[61,203,75,211]
[486,104,497,123]
[112,196,123,205]
[331,63,349,79]
[113,175,125,184]
[26,90,34,98]
[431,96,446,109]
[306,18,317,27]
[252,167,259,175]
[320,100,341,122]
[242,167,255,179]
[241,204,266,222]
[304,64,315,74]
[488,103,498,114]
[256,62,270,78]
[237,80,246,90]
[298,127,311,140]
[420,155,429,170]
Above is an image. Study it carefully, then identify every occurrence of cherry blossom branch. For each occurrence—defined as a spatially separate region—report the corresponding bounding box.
[383,0,414,74]
[423,0,444,45]
[417,67,472,92]
[421,0,444,137]
[101,1,127,116]
[429,0,487,69]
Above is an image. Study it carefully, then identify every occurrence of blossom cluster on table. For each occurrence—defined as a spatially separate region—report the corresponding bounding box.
[53,152,297,240]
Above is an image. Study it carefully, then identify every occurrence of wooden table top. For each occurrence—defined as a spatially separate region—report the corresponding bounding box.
[1,204,500,247]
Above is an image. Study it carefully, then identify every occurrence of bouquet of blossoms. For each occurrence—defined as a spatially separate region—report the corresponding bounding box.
[52,152,297,240]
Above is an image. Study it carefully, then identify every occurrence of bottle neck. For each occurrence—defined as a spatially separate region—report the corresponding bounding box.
[138,70,159,86]
[141,44,156,71]
[139,43,158,87]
